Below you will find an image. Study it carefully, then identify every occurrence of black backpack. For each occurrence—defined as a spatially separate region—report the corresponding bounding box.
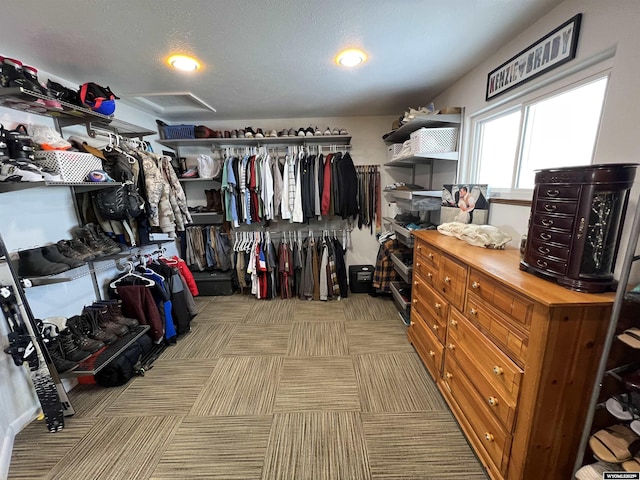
[94,182,144,221]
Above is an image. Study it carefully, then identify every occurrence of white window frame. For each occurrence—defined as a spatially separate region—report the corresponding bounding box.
[463,52,615,200]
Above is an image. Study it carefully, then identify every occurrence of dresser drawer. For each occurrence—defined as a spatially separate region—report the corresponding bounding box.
[414,260,438,289]
[412,280,448,344]
[465,295,528,367]
[415,240,440,268]
[526,251,568,275]
[448,309,523,401]
[437,255,467,311]
[532,213,575,233]
[468,269,533,330]
[536,185,581,200]
[534,199,577,215]
[529,237,570,261]
[531,225,572,247]
[408,310,444,381]
[444,354,511,475]
[448,312,518,431]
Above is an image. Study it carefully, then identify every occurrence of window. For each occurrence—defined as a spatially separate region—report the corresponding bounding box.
[473,76,609,191]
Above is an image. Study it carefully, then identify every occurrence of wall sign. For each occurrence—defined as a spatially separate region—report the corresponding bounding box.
[485,13,582,101]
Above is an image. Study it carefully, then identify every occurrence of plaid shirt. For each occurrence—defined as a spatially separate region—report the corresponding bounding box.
[372,238,400,292]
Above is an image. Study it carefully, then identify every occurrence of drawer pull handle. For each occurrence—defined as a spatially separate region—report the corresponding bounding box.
[538,246,550,254]
[445,372,453,379]
[541,219,554,227]
[414,281,419,287]
[447,343,455,351]
[432,324,439,331]
[417,245,422,251]
[427,272,433,278]
[493,366,504,376]
[429,350,435,357]
[547,189,560,197]
[444,276,451,284]
[412,299,417,304]
[536,259,548,268]
[434,303,442,310]
[544,204,557,212]
[469,308,477,316]
[488,396,499,407]
[410,321,415,326]
[471,281,480,289]
[450,319,458,327]
[484,433,495,443]
[427,252,434,259]
[416,262,421,268]
[540,232,552,241]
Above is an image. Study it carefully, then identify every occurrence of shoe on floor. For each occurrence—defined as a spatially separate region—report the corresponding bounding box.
[181,167,198,178]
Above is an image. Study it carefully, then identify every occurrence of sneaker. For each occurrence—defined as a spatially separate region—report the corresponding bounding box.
[237,128,246,138]
[181,167,198,178]
[314,127,322,136]
[230,129,238,138]
[297,128,306,137]
[255,128,264,138]
[331,127,339,135]
[267,130,278,138]
[278,129,288,137]
[339,128,348,135]
[0,160,43,182]
[324,127,332,136]
[244,127,255,138]
[288,128,297,137]
[305,126,314,137]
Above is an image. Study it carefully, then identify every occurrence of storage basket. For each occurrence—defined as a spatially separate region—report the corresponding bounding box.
[410,127,458,154]
[34,151,103,182]
[162,124,195,140]
[387,143,404,160]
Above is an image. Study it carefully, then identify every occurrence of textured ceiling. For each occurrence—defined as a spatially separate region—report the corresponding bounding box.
[0,0,563,121]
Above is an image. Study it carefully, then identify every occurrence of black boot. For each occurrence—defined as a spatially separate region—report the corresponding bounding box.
[18,247,70,277]
[1,57,39,91]
[41,244,84,269]
[43,336,78,373]
[80,309,118,344]
[66,315,104,353]
[93,300,139,329]
[58,329,91,363]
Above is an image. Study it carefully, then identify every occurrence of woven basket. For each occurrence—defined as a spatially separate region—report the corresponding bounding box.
[34,151,103,182]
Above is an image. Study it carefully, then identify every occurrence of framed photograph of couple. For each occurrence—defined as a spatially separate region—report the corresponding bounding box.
[441,184,489,225]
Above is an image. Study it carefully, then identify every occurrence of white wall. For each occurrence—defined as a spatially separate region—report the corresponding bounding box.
[432,0,640,281]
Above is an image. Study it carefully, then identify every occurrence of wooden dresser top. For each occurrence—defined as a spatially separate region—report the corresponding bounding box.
[412,230,615,307]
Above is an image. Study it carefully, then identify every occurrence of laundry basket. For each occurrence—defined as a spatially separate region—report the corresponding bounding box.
[34,151,103,182]
[161,124,195,140]
[410,127,458,154]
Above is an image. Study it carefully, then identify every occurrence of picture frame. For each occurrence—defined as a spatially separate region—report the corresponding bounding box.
[485,13,582,101]
[441,184,489,225]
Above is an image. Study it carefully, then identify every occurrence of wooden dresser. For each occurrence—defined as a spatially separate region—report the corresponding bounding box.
[409,230,614,480]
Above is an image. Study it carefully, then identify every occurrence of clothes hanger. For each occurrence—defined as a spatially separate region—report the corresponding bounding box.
[109,261,155,288]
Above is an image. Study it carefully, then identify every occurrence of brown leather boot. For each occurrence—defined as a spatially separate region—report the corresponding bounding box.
[204,189,215,212]
[211,188,223,212]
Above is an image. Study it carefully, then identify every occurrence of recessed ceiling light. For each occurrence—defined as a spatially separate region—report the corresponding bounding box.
[335,49,367,68]
[167,54,201,72]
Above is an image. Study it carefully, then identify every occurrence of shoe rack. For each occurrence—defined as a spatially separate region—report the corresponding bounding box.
[0,89,165,422]
[381,113,463,324]
[573,187,640,475]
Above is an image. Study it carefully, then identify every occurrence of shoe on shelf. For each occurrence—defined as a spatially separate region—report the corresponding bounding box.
[288,128,297,137]
[297,128,306,137]
[80,309,118,345]
[17,247,70,277]
[41,244,84,269]
[237,128,246,138]
[66,315,104,353]
[93,300,139,329]
[314,127,322,136]
[331,127,339,135]
[339,128,348,135]
[0,160,43,182]
[324,126,332,136]
[230,129,238,138]
[85,223,123,254]
[58,328,92,363]
[255,128,264,138]
[267,129,278,138]
[278,129,288,137]
[181,167,198,178]
[43,336,78,373]
[305,126,314,137]
[244,127,255,138]
[67,238,98,261]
